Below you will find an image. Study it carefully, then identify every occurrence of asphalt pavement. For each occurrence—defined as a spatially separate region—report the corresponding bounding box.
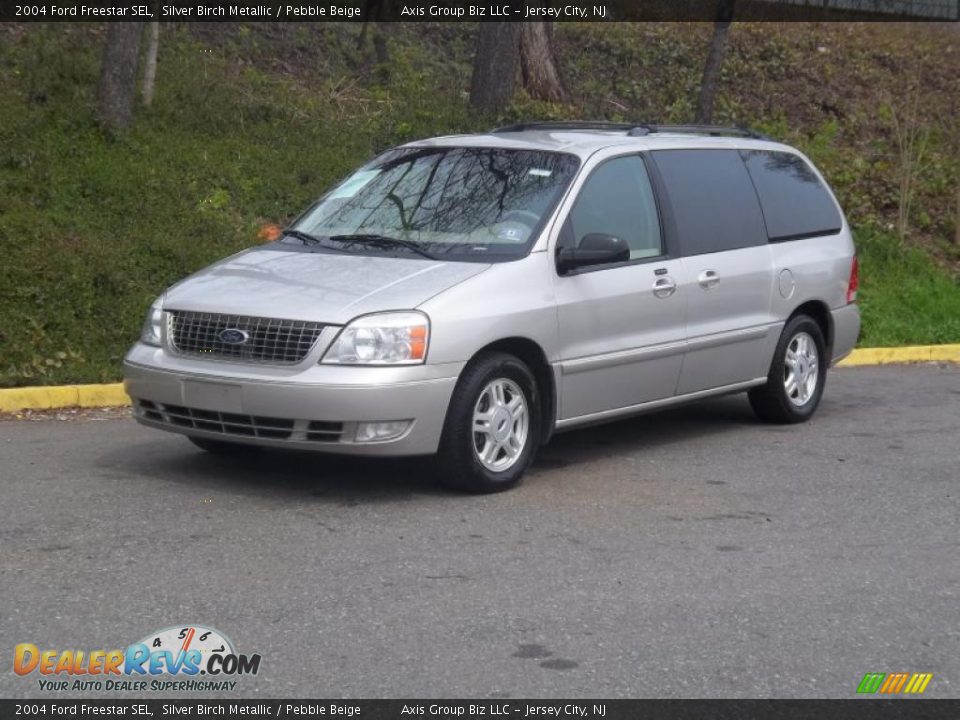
[0,365,957,699]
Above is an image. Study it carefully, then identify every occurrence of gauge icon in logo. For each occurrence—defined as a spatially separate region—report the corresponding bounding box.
[137,625,235,671]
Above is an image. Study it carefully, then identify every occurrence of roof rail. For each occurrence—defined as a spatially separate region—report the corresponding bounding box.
[491,121,771,141]
[492,121,651,134]
[630,124,771,140]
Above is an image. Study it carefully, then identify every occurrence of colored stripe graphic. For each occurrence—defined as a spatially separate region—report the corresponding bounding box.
[857,672,933,694]
[879,674,899,693]
[881,673,910,693]
[904,673,933,694]
[857,673,885,693]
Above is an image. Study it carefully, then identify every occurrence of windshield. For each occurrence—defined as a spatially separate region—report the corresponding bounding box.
[286,147,580,261]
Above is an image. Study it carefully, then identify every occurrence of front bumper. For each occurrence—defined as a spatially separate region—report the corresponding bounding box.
[123,343,462,456]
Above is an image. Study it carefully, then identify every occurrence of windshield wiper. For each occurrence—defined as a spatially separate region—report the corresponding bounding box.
[328,233,437,261]
[282,229,326,245]
[281,229,351,253]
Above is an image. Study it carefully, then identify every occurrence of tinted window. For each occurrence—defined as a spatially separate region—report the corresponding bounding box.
[651,149,767,255]
[567,155,662,260]
[741,150,843,241]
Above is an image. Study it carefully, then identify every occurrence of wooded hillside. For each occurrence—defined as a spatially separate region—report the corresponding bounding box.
[0,21,957,386]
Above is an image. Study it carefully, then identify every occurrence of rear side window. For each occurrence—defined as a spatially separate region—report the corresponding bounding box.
[740,150,843,242]
[651,149,767,256]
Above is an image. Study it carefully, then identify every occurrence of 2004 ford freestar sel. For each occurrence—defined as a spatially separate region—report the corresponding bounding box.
[125,122,861,493]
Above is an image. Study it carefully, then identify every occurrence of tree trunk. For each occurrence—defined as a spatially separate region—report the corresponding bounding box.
[356,0,391,82]
[520,22,568,103]
[141,21,159,107]
[695,0,736,125]
[469,23,522,114]
[955,185,960,246]
[373,24,391,65]
[97,22,144,132]
[356,0,381,48]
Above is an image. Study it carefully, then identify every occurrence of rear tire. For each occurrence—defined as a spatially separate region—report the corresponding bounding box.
[749,315,828,424]
[188,436,261,456]
[436,352,541,493]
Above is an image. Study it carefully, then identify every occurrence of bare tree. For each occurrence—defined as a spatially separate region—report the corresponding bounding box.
[97,22,144,131]
[949,106,960,248]
[469,23,522,114]
[520,22,568,104]
[141,21,159,106]
[695,0,736,124]
[886,68,930,243]
[955,184,960,247]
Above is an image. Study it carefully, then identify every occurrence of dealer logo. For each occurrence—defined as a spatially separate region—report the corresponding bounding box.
[13,625,261,692]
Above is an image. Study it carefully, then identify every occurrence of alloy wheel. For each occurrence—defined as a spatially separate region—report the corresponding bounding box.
[472,378,529,472]
[784,331,820,407]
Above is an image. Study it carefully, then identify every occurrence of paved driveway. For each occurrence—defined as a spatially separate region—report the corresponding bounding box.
[1,365,957,698]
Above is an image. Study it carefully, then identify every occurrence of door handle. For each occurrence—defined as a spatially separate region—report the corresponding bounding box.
[652,276,677,298]
[698,270,720,289]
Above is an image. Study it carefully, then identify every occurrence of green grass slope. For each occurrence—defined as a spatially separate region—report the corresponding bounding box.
[0,22,957,386]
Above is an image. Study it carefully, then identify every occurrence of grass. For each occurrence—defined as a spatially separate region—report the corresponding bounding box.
[0,22,957,387]
[856,229,960,346]
[0,24,480,386]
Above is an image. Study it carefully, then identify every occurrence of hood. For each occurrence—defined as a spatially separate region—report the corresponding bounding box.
[163,248,491,324]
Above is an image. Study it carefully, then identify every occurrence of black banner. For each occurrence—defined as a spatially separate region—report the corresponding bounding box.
[2,700,960,720]
[1,0,958,22]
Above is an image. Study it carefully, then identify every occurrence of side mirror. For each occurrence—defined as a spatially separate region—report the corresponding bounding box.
[556,233,630,275]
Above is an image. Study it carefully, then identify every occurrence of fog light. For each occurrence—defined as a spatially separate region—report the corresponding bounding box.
[354,420,411,443]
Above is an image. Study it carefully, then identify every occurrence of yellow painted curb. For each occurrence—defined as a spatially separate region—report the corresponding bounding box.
[838,344,960,367]
[0,345,957,413]
[0,383,129,413]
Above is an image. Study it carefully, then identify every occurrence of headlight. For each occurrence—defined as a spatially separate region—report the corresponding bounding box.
[323,311,429,365]
[140,298,164,347]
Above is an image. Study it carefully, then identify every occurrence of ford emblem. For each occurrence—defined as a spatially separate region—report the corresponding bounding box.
[219,328,249,345]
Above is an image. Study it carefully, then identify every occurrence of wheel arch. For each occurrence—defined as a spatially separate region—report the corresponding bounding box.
[788,300,834,361]
[461,337,557,446]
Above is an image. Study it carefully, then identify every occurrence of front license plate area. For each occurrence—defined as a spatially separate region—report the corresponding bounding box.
[182,380,243,413]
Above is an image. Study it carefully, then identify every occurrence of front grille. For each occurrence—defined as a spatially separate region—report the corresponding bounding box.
[307,421,343,442]
[137,400,344,442]
[167,311,324,365]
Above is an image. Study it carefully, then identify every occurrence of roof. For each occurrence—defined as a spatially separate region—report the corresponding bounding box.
[404,123,798,159]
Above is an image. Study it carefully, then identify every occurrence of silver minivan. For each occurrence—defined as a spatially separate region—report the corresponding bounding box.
[125,122,860,492]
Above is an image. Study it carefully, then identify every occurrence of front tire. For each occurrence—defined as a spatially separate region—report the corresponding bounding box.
[749,314,828,424]
[437,352,541,493]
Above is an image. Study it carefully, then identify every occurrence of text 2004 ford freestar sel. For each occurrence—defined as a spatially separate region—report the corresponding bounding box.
[125,122,860,493]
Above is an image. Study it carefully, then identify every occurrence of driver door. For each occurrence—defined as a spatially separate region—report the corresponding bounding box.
[552,153,688,421]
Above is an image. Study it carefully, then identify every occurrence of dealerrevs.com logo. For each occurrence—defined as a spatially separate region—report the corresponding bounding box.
[13,625,261,692]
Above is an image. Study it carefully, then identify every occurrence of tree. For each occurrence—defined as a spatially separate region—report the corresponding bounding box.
[141,21,159,107]
[357,0,391,81]
[520,22,568,104]
[695,0,736,124]
[885,65,930,243]
[469,23,522,114]
[955,185,959,247]
[97,22,144,132]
